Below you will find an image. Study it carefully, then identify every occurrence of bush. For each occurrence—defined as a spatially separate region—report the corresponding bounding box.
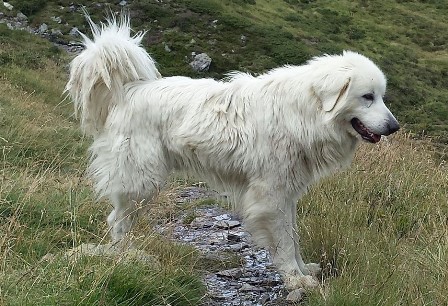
[347,26,366,40]
[10,0,48,16]
[231,0,256,4]
[179,0,223,15]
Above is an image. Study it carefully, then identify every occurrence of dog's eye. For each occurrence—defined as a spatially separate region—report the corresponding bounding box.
[362,93,374,101]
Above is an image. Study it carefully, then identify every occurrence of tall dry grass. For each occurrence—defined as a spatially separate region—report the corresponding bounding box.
[0,34,205,304]
[300,133,448,305]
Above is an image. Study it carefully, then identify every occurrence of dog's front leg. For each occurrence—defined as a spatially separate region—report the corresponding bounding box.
[291,201,321,277]
[242,186,319,289]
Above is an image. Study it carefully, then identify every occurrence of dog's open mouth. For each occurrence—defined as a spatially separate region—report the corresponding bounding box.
[351,118,381,143]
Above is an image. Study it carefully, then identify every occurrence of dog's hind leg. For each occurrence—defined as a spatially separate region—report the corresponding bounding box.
[107,191,156,244]
[107,193,140,243]
[93,137,169,244]
[241,185,319,289]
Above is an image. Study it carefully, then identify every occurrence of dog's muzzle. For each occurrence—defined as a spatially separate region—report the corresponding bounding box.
[351,114,400,143]
[384,114,400,136]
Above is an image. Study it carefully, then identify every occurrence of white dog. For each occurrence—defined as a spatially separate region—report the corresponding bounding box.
[66,15,399,289]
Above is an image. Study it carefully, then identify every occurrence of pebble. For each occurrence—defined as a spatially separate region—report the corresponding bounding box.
[214,220,241,229]
[51,16,62,24]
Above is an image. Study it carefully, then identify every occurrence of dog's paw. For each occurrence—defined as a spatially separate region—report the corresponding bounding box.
[304,262,321,276]
[284,274,319,289]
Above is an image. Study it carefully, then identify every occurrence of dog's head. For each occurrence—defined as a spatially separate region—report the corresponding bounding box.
[312,51,399,143]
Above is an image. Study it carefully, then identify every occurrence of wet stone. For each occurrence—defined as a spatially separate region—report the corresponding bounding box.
[258,293,271,304]
[240,283,266,292]
[227,233,242,242]
[214,220,241,229]
[216,268,242,279]
[229,242,248,252]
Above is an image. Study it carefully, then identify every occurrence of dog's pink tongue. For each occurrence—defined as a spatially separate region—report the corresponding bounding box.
[372,134,381,143]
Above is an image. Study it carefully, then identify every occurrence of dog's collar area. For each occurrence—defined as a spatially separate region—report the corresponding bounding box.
[350,118,381,143]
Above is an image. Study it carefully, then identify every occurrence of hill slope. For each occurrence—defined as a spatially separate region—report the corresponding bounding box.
[2,0,448,139]
[0,1,447,305]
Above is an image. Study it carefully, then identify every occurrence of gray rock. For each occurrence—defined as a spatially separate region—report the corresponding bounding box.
[39,23,48,34]
[119,0,127,6]
[258,293,271,304]
[229,242,248,252]
[190,53,212,72]
[227,233,242,242]
[16,12,28,21]
[215,220,241,229]
[213,213,230,221]
[51,16,62,24]
[190,216,213,228]
[240,283,266,292]
[163,42,171,52]
[3,2,13,10]
[64,243,161,267]
[240,34,247,45]
[51,28,62,36]
[216,268,242,279]
[69,27,79,37]
[286,288,306,302]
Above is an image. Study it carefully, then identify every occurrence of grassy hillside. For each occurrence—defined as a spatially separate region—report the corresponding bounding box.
[0,25,205,305]
[3,0,448,140]
[0,1,447,305]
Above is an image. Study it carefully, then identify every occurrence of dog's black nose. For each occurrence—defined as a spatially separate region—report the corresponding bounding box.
[385,118,400,136]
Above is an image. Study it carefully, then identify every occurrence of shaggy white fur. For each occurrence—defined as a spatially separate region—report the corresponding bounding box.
[66,15,399,289]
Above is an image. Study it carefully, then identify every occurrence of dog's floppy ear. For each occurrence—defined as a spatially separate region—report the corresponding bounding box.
[314,77,352,112]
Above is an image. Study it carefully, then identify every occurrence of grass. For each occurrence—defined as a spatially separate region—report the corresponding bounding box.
[300,134,448,305]
[0,1,447,305]
[0,23,206,305]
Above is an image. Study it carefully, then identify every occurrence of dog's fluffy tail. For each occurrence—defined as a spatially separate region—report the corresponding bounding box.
[65,14,160,136]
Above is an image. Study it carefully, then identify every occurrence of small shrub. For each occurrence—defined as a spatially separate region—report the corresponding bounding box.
[10,0,48,16]
[131,0,174,20]
[347,26,366,40]
[231,0,256,4]
[220,13,251,29]
[180,0,223,15]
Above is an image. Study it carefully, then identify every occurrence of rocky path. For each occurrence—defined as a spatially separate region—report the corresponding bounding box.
[156,187,304,305]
